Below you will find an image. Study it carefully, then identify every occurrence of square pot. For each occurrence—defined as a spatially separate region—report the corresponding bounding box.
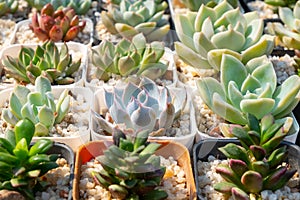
[73,140,197,200]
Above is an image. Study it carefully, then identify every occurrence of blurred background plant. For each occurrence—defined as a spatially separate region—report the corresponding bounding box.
[100,0,170,41]
[29,3,86,42]
[25,0,91,15]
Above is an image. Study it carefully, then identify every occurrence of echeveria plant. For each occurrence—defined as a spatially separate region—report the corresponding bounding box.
[215,114,296,199]
[174,0,274,70]
[29,3,86,42]
[91,33,168,81]
[0,118,58,200]
[196,54,300,125]
[3,40,81,85]
[101,0,170,41]
[94,77,187,136]
[267,0,300,49]
[93,129,167,199]
[2,76,70,136]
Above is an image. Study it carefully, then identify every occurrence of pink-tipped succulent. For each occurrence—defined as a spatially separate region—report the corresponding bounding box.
[214,114,297,199]
[29,3,86,42]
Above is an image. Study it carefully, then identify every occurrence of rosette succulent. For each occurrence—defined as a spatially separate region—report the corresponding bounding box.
[2,76,70,137]
[196,54,300,125]
[94,77,187,136]
[174,0,274,70]
[2,40,81,85]
[215,114,296,199]
[0,118,58,200]
[91,33,168,81]
[25,0,91,15]
[101,0,170,41]
[267,0,300,49]
[29,3,86,42]
[0,0,18,16]
[178,0,238,11]
[93,129,168,200]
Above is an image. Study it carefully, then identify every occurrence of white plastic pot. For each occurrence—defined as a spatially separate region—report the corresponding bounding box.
[90,84,197,151]
[0,41,88,88]
[0,86,93,151]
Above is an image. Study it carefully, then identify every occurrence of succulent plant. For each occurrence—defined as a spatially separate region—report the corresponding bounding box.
[214,114,297,199]
[94,77,187,136]
[93,129,168,200]
[91,33,168,81]
[264,0,297,9]
[196,54,300,125]
[0,118,58,200]
[266,1,300,49]
[178,0,238,11]
[101,0,170,41]
[0,0,18,16]
[25,0,91,15]
[2,40,81,85]
[174,0,274,71]
[2,76,70,137]
[29,3,86,42]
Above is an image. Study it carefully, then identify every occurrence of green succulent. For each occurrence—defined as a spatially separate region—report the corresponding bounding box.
[93,129,168,200]
[25,0,91,15]
[267,0,300,49]
[2,76,70,137]
[196,54,300,125]
[174,0,274,71]
[2,40,81,85]
[215,114,296,199]
[0,118,58,200]
[264,0,297,9]
[91,33,168,81]
[0,0,18,16]
[101,0,170,41]
[179,0,238,11]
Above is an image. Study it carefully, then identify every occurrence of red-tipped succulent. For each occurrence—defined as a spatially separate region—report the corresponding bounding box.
[29,3,86,42]
[214,114,297,199]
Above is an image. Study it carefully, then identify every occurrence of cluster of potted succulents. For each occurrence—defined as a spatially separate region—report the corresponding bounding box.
[0,0,299,199]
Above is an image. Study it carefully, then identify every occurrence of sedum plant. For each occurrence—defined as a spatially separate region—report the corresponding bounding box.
[0,118,58,200]
[25,0,91,15]
[267,0,300,49]
[93,129,168,200]
[174,0,274,71]
[101,0,170,41]
[3,40,81,85]
[95,77,187,136]
[215,114,297,199]
[178,0,238,11]
[2,76,70,137]
[196,54,300,125]
[0,0,18,16]
[91,33,168,81]
[29,3,86,42]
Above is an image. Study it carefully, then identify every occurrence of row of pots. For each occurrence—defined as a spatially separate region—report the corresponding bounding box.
[51,136,300,200]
